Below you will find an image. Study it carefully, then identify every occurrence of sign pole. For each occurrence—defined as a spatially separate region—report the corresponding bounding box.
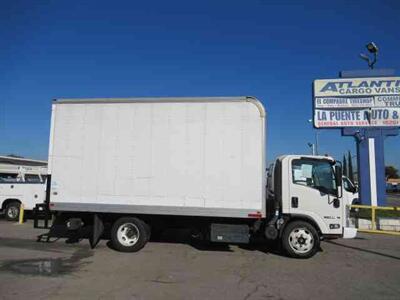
[342,127,398,206]
[339,69,399,206]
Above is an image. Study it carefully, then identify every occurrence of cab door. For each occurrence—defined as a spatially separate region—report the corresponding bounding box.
[289,158,342,235]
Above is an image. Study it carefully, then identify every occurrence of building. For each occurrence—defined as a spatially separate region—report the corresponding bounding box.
[387,178,400,193]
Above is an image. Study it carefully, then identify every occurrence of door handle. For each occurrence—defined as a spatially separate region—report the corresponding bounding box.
[291,197,298,208]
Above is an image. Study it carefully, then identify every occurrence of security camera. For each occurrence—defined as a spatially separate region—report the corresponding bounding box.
[360,42,378,69]
[366,42,378,54]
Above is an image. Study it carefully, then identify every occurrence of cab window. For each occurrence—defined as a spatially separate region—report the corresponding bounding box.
[0,173,44,183]
[0,173,18,183]
[25,174,43,183]
[292,159,337,195]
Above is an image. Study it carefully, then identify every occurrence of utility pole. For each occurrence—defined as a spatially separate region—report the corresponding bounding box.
[308,143,316,155]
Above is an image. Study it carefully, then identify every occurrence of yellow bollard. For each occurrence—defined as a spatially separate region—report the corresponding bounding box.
[18,204,25,224]
[350,204,400,235]
[371,206,376,231]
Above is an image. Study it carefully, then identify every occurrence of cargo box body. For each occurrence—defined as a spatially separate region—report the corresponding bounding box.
[48,97,266,218]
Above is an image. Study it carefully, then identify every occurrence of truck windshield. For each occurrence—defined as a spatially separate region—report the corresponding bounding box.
[292,159,337,195]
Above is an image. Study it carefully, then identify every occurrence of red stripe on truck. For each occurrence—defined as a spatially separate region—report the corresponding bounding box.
[248,212,262,218]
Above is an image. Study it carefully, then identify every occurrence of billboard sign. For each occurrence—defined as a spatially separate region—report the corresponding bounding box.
[313,77,400,128]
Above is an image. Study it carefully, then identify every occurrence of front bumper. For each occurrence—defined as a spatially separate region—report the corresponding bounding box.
[343,227,357,239]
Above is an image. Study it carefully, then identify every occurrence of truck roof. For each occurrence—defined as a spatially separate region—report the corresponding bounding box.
[277,155,335,163]
[0,155,47,166]
[53,96,266,117]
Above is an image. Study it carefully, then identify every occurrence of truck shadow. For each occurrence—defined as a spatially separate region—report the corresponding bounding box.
[37,225,285,256]
[102,228,235,252]
[110,228,286,256]
[237,241,284,256]
[37,224,94,244]
[149,229,234,252]
[325,240,400,260]
[35,226,400,260]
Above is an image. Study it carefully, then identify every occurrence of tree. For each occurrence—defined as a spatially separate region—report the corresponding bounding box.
[7,154,24,158]
[385,166,399,179]
[348,151,354,183]
[342,154,347,178]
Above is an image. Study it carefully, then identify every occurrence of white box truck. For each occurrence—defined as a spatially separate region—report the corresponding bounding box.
[35,96,356,258]
[1,160,47,221]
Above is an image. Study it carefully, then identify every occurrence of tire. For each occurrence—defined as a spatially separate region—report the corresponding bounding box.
[5,201,21,221]
[281,221,320,258]
[111,217,149,252]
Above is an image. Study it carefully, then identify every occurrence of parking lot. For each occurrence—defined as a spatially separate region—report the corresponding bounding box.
[0,218,399,300]
[387,193,400,207]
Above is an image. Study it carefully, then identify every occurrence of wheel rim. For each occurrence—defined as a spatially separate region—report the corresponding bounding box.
[7,206,19,219]
[117,223,140,247]
[288,227,314,254]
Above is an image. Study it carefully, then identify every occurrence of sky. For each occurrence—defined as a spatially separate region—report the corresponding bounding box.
[1,0,399,170]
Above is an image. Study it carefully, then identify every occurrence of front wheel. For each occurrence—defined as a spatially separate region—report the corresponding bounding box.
[282,221,320,258]
[5,202,21,221]
[111,217,149,252]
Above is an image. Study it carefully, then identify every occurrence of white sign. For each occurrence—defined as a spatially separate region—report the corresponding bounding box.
[314,108,400,128]
[315,97,374,108]
[313,77,400,128]
[375,95,400,107]
[314,77,400,97]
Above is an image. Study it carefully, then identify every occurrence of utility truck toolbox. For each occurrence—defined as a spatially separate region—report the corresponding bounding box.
[37,96,356,258]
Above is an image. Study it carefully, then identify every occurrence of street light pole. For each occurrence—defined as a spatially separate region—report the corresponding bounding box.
[307,143,315,155]
[308,119,319,155]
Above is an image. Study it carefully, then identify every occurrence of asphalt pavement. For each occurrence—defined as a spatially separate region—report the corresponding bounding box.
[0,218,399,300]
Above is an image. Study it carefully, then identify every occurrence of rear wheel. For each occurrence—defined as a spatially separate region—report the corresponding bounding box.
[282,221,319,258]
[111,217,149,252]
[5,202,20,221]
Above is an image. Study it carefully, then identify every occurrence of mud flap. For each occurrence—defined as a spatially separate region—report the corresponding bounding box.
[90,214,104,249]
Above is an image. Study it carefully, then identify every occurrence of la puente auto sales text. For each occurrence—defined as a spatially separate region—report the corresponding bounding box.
[317,109,399,121]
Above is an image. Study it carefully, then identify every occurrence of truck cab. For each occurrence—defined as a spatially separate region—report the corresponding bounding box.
[266,155,357,257]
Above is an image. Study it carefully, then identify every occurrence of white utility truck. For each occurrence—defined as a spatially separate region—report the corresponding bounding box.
[35,97,356,258]
[0,161,47,221]
[342,176,359,206]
